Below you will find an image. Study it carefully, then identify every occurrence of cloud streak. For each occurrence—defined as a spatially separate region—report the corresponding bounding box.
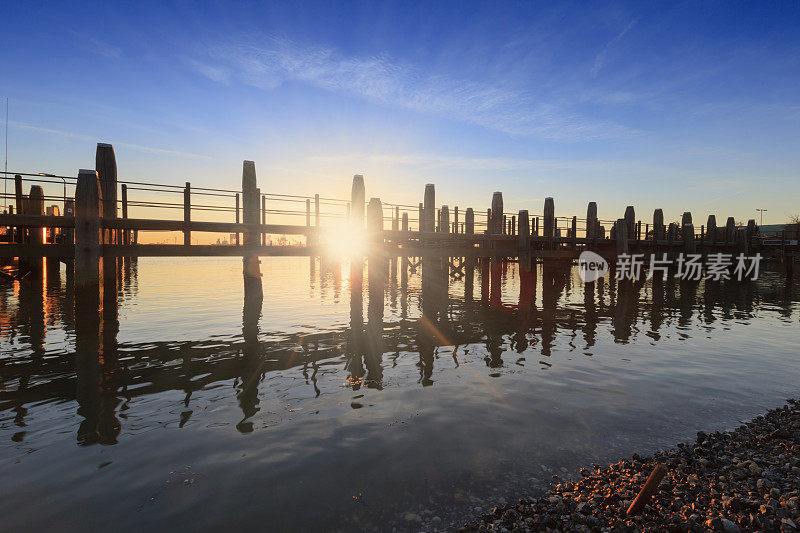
[10,121,211,159]
[191,35,634,141]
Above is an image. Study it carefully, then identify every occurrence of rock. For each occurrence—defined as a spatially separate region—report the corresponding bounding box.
[721,518,742,533]
[404,513,421,523]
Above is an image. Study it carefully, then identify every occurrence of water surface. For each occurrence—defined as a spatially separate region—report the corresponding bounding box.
[1,256,798,531]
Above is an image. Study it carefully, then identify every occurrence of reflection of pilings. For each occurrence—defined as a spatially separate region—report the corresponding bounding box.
[489,259,502,307]
[236,275,264,433]
[74,284,103,445]
[366,252,385,388]
[347,257,365,386]
[464,257,475,302]
[18,270,45,360]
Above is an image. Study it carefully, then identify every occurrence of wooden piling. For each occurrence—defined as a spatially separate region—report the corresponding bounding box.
[624,206,635,238]
[306,199,311,227]
[587,202,598,239]
[367,197,383,240]
[465,208,474,234]
[440,205,450,234]
[183,182,191,245]
[417,203,423,231]
[615,219,629,255]
[725,217,736,244]
[96,143,117,244]
[242,160,261,280]
[543,197,555,238]
[682,211,693,228]
[402,212,409,231]
[737,228,748,255]
[423,184,435,232]
[746,219,757,243]
[571,216,577,247]
[121,184,129,245]
[491,192,503,235]
[518,210,530,250]
[74,169,102,289]
[352,175,365,228]
[653,209,665,241]
[453,206,459,234]
[314,194,320,227]
[684,224,696,253]
[393,206,399,231]
[706,215,717,243]
[28,185,45,244]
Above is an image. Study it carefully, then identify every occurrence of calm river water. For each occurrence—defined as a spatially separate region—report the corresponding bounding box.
[1,256,798,531]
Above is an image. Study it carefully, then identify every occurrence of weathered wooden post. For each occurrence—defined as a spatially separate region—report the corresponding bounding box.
[453,206,459,234]
[653,209,665,241]
[737,228,748,255]
[402,212,409,231]
[624,206,635,238]
[465,208,474,235]
[423,184,435,232]
[491,192,503,234]
[725,217,736,244]
[615,219,629,255]
[571,216,577,247]
[314,194,320,227]
[417,203,423,231]
[351,175,365,228]
[503,214,507,235]
[440,205,450,234]
[74,170,102,289]
[241,160,261,282]
[367,198,383,240]
[682,212,693,228]
[96,143,117,245]
[306,199,311,227]
[746,219,757,243]
[393,206,399,231]
[29,185,45,245]
[518,210,530,250]
[543,197,555,238]
[684,224,696,253]
[121,184,129,245]
[22,185,45,272]
[587,202,598,238]
[183,182,191,246]
[511,215,516,236]
[706,215,717,243]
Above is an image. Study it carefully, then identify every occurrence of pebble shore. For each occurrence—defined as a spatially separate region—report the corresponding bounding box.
[461,398,800,532]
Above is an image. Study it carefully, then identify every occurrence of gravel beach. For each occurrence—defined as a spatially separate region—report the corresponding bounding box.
[462,398,800,532]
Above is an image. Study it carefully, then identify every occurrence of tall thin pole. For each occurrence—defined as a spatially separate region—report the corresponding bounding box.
[4,98,7,207]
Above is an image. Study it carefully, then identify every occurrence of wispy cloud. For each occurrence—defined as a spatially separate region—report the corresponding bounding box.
[10,121,211,159]
[591,18,638,77]
[190,35,634,141]
[69,29,122,59]
[305,151,662,175]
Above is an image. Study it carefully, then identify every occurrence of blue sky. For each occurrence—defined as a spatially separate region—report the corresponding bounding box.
[2,1,799,225]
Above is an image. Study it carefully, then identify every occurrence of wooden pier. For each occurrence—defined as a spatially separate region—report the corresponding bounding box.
[0,142,797,291]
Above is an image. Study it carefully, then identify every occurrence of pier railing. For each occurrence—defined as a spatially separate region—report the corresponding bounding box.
[0,142,797,284]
